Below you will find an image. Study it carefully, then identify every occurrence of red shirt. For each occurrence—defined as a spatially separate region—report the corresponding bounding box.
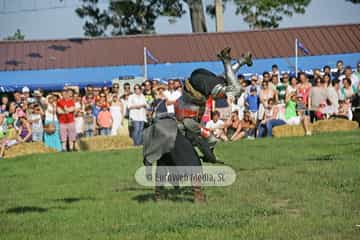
[57,98,75,124]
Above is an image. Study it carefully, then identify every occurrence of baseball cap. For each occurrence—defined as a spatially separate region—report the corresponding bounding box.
[22,86,30,93]
[250,86,257,92]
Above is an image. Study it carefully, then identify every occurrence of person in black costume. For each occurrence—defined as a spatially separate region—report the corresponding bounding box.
[143,47,252,202]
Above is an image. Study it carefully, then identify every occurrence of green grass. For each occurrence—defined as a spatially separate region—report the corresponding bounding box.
[1,131,360,240]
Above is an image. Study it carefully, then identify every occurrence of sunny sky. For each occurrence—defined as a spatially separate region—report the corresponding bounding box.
[0,0,359,40]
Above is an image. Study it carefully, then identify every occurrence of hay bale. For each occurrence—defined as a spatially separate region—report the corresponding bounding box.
[312,119,358,133]
[272,119,358,138]
[272,124,308,138]
[78,135,133,151]
[4,142,56,159]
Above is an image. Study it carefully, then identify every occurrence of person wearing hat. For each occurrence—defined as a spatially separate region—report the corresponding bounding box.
[245,86,260,120]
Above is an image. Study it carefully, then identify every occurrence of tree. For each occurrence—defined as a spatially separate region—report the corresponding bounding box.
[76,0,186,36]
[4,29,25,41]
[233,0,311,29]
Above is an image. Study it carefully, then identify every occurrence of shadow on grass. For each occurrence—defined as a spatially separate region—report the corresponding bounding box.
[133,187,194,203]
[53,197,95,204]
[306,154,337,161]
[5,206,48,214]
[4,206,68,215]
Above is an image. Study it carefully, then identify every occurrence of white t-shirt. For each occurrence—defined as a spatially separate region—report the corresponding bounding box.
[75,117,83,134]
[29,114,43,130]
[163,90,181,113]
[128,93,147,121]
[206,119,225,130]
[45,104,58,122]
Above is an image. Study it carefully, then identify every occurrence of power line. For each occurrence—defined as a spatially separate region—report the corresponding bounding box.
[0,0,110,15]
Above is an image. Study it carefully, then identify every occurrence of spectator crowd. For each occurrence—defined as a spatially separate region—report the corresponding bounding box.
[0,60,359,157]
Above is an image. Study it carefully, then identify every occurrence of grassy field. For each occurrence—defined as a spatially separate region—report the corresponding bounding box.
[0,131,360,240]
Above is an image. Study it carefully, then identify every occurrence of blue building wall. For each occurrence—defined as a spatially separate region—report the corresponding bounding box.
[0,52,359,92]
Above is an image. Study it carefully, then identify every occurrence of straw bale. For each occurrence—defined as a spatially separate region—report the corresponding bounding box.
[4,142,56,158]
[78,135,133,151]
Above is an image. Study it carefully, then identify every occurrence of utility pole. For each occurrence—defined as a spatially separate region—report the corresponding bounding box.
[215,0,223,32]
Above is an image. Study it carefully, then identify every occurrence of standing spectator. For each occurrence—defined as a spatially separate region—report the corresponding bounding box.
[323,65,331,76]
[44,94,61,151]
[97,104,112,136]
[128,84,147,146]
[152,85,168,118]
[339,66,358,88]
[245,75,261,97]
[163,80,181,114]
[286,76,298,97]
[327,79,340,115]
[309,77,329,122]
[0,96,9,114]
[353,62,360,87]
[143,80,155,122]
[246,86,259,120]
[75,110,84,139]
[57,89,76,152]
[83,105,96,137]
[259,80,276,121]
[237,80,247,120]
[340,78,357,101]
[277,74,288,104]
[28,104,44,142]
[271,64,280,76]
[332,60,345,80]
[297,72,312,113]
[110,94,123,136]
[112,83,120,96]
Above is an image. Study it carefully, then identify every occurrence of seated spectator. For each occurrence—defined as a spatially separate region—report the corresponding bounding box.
[257,98,286,138]
[97,104,113,136]
[83,105,96,137]
[332,100,350,119]
[314,101,327,120]
[205,111,228,142]
[246,86,260,120]
[224,111,243,141]
[0,122,18,158]
[285,93,311,136]
[240,111,256,139]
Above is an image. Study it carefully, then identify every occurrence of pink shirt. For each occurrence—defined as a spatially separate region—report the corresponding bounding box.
[97,110,112,128]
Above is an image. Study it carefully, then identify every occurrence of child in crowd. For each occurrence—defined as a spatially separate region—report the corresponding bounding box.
[0,122,18,158]
[75,110,84,139]
[28,104,44,142]
[246,86,259,121]
[83,105,96,137]
[97,104,113,136]
[333,100,350,119]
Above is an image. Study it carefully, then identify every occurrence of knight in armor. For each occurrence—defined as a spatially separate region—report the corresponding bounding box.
[143,47,252,202]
